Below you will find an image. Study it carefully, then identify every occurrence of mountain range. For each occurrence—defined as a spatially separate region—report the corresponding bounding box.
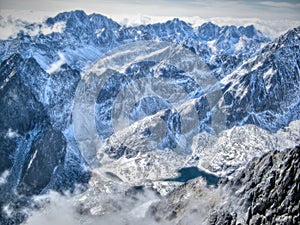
[0,10,299,225]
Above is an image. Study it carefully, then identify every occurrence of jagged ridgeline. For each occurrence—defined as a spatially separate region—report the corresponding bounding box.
[0,10,299,225]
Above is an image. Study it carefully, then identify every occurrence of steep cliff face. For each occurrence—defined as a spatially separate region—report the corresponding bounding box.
[0,54,44,174]
[0,54,90,224]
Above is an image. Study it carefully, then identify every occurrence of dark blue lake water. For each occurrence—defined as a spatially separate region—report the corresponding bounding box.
[164,166,219,186]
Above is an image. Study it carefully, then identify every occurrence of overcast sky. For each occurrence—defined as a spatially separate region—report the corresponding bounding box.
[0,0,299,39]
[0,0,300,20]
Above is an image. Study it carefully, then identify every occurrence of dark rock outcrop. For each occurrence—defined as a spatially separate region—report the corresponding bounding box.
[17,123,66,196]
[216,146,300,225]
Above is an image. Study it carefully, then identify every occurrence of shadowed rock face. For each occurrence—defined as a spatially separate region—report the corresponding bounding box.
[215,145,300,225]
[17,123,66,196]
[0,54,90,224]
[0,54,47,175]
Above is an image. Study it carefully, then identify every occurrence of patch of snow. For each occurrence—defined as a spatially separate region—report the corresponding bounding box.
[27,149,38,171]
[251,61,263,71]
[95,28,106,38]
[2,204,13,217]
[0,170,10,186]
[0,69,17,90]
[235,38,245,51]
[43,78,52,105]
[46,52,66,74]
[263,67,275,92]
[207,40,216,52]
[220,67,247,85]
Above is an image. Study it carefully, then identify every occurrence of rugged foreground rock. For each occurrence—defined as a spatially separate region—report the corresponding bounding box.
[151,146,300,225]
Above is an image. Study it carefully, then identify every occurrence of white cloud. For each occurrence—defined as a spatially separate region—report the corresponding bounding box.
[41,21,66,35]
[26,192,79,225]
[0,170,10,186]
[25,189,160,225]
[46,52,66,74]
[0,15,27,39]
[259,1,300,8]
[111,14,299,39]
[5,128,19,138]
[0,10,66,40]
[0,8,299,41]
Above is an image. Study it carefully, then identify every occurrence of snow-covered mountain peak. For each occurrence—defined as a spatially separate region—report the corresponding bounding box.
[45,10,88,24]
[45,10,120,32]
[197,22,267,43]
[197,22,220,41]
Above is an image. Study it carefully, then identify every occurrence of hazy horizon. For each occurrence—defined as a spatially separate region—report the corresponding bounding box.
[0,0,300,20]
[0,0,300,39]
